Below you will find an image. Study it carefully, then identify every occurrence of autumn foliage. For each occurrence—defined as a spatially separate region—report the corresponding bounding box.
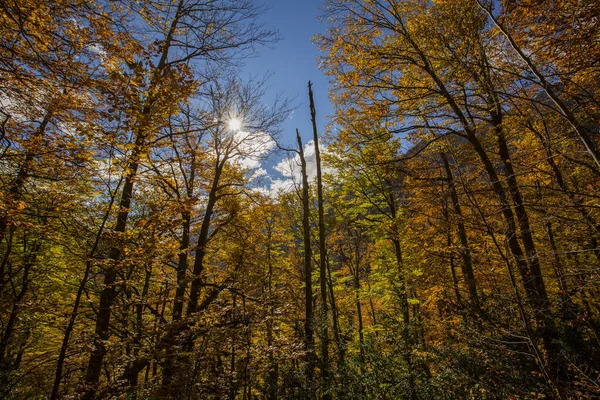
[1,0,599,399]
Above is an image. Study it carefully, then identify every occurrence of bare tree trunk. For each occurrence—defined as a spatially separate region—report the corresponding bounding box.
[297,130,315,399]
[308,81,330,399]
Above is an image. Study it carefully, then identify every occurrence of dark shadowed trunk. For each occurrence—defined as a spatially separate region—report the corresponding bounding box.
[308,81,330,399]
[297,130,315,399]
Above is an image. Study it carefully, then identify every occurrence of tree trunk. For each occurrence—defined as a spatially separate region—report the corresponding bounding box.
[187,157,225,316]
[389,194,416,400]
[489,109,561,383]
[308,81,330,399]
[83,146,141,399]
[441,152,479,311]
[442,198,463,309]
[297,130,315,399]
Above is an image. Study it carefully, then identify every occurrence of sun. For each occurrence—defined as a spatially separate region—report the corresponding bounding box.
[228,118,242,132]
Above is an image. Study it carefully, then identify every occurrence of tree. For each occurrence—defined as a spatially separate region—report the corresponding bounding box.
[317,0,599,397]
[78,1,275,397]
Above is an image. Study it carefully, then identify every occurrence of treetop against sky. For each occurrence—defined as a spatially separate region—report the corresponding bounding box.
[241,0,334,195]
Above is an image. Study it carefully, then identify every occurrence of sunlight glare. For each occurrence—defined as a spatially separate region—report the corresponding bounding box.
[228,118,242,132]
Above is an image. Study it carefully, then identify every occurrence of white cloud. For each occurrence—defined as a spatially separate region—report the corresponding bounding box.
[250,167,268,181]
[270,178,296,193]
[236,156,261,170]
[229,130,277,177]
[248,177,295,199]
[246,138,337,200]
[273,140,335,183]
[274,140,316,179]
[87,43,107,58]
[254,140,325,199]
[233,130,276,157]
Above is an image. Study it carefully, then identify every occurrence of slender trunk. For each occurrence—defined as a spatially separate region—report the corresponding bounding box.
[187,157,224,316]
[126,263,152,398]
[154,282,169,380]
[297,130,315,399]
[162,151,195,386]
[354,266,367,397]
[150,282,168,381]
[50,266,90,400]
[12,327,29,372]
[389,191,416,400]
[441,153,478,310]
[366,277,378,326]
[491,110,548,304]
[308,81,330,399]
[242,301,251,400]
[173,212,191,321]
[229,296,237,400]
[83,145,141,398]
[391,237,416,400]
[353,255,366,377]
[327,256,345,370]
[161,210,191,387]
[443,199,463,309]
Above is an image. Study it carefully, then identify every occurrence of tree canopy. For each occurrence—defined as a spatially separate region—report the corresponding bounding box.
[1,0,599,399]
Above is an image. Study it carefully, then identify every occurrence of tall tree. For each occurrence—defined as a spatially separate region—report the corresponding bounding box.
[308,81,331,399]
[296,129,316,399]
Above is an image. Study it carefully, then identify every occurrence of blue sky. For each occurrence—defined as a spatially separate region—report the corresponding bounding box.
[244,0,332,142]
[241,0,334,189]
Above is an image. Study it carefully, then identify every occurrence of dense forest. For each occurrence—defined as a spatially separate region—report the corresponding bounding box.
[1,0,599,399]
